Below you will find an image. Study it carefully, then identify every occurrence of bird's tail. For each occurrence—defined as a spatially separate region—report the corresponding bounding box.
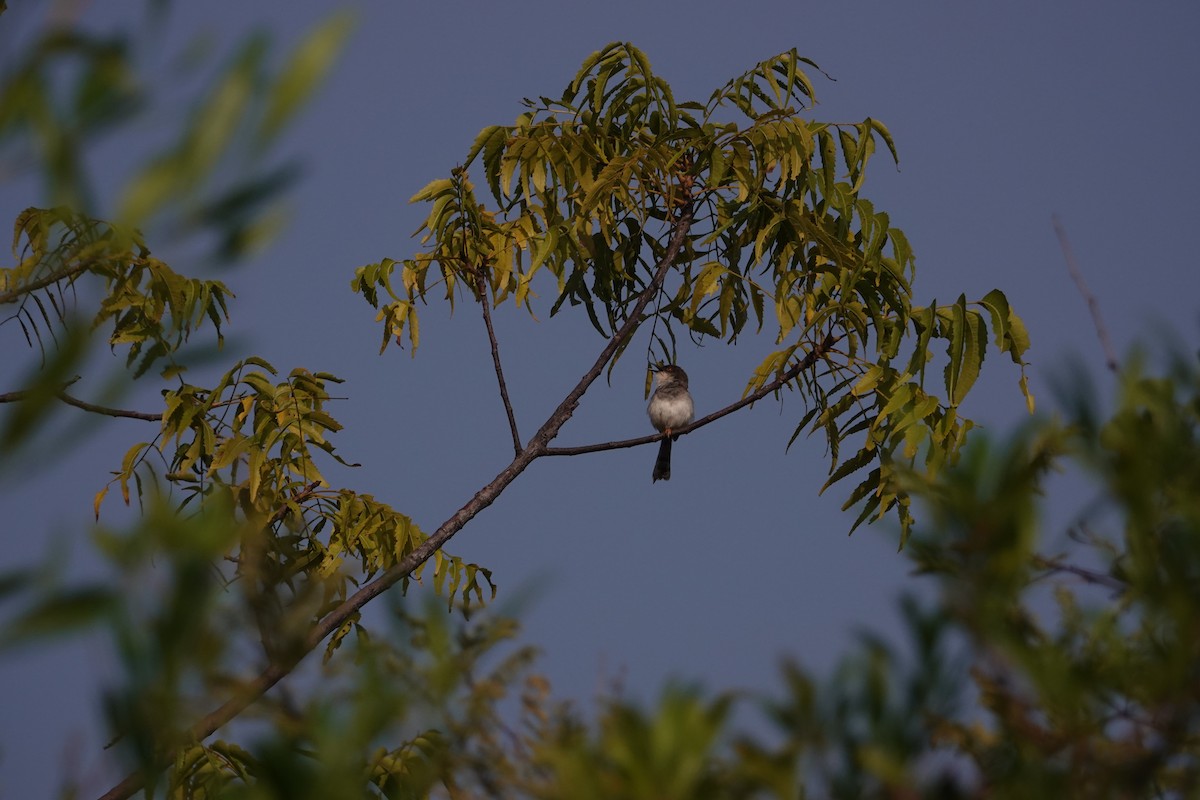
[653,437,672,482]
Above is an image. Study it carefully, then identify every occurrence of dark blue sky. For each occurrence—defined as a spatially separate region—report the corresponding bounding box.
[3,2,1199,795]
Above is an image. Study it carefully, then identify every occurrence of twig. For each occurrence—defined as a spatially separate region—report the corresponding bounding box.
[458,170,521,456]
[480,293,522,456]
[0,262,91,306]
[0,386,162,421]
[543,332,838,456]
[266,482,322,527]
[1052,215,1118,372]
[1032,553,1126,594]
[56,391,162,421]
[96,203,697,800]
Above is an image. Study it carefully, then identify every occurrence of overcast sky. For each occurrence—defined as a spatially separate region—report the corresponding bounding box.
[3,2,1199,795]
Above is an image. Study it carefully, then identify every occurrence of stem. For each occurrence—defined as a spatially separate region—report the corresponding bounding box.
[0,262,91,306]
[1052,214,1118,372]
[480,293,522,457]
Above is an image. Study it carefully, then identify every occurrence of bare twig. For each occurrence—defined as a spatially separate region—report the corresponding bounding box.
[0,386,162,421]
[266,481,322,527]
[96,203,697,800]
[543,332,839,456]
[55,391,162,421]
[1032,553,1126,594]
[457,171,523,457]
[1052,215,1118,372]
[480,293,522,457]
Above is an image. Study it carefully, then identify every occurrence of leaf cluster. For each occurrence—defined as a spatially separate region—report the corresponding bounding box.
[94,356,494,650]
[354,43,1033,542]
[3,206,230,376]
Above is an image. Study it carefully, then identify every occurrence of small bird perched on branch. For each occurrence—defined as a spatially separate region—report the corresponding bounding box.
[647,364,694,482]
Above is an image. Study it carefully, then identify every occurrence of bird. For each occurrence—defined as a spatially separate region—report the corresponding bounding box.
[647,364,694,482]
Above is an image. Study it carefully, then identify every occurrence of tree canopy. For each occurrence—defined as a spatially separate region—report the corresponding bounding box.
[356,42,1031,544]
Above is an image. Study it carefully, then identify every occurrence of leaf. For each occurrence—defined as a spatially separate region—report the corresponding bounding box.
[1020,373,1036,414]
[257,11,355,147]
[821,444,876,494]
[880,381,915,419]
[841,467,881,511]
[943,295,967,406]
[116,441,150,508]
[852,365,887,397]
[818,129,836,199]
[956,308,987,405]
[906,304,936,385]
[689,262,724,318]
[410,178,456,204]
[93,485,109,520]
[978,288,1031,365]
[248,446,266,503]
[867,117,899,165]
[785,406,819,452]
[210,433,252,471]
[2,588,117,647]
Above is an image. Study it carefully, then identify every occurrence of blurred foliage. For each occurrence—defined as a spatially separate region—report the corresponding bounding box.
[1,3,354,458]
[354,43,1032,545]
[0,2,353,254]
[46,345,1188,799]
[0,4,492,794]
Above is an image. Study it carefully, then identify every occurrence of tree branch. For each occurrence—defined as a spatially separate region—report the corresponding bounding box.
[1032,553,1126,594]
[0,261,91,306]
[56,391,162,421]
[542,332,838,456]
[0,385,162,421]
[480,292,522,457]
[97,204,696,800]
[1052,214,1118,373]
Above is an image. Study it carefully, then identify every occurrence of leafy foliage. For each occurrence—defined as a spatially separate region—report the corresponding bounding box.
[94,356,495,647]
[3,206,230,377]
[104,348,1198,799]
[355,43,1033,543]
[0,5,354,257]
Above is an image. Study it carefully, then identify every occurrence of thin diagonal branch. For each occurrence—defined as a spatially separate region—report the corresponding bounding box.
[96,204,696,800]
[543,332,839,456]
[1053,214,1118,372]
[459,170,522,456]
[480,293,522,456]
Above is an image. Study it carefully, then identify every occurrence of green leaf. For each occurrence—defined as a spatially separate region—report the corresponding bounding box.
[867,117,899,164]
[1020,373,1036,414]
[852,365,887,397]
[821,444,876,494]
[943,296,967,406]
[818,129,836,199]
[978,288,1031,365]
[947,305,986,406]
